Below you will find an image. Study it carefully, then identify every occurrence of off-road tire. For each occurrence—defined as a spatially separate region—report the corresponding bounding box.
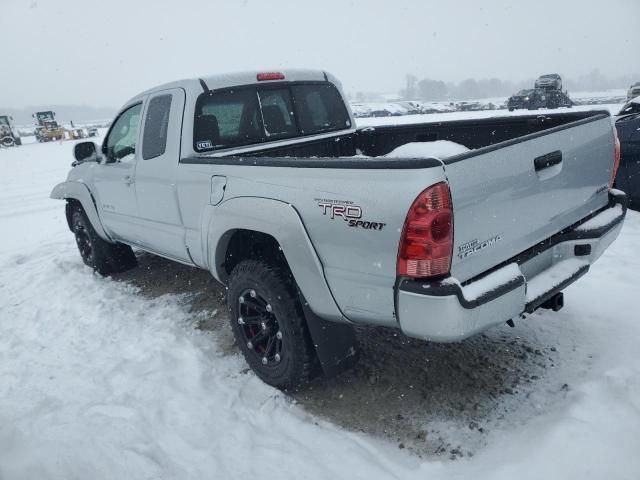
[70,204,137,275]
[227,260,317,390]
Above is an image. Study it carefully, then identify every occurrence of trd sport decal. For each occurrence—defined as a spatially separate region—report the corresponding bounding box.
[315,198,386,231]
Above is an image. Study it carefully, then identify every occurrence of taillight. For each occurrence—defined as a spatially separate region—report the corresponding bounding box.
[257,72,285,81]
[610,127,621,189]
[397,182,453,278]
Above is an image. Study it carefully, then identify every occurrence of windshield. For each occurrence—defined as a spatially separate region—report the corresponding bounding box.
[516,90,534,96]
[36,111,54,122]
[193,82,351,152]
[0,116,9,126]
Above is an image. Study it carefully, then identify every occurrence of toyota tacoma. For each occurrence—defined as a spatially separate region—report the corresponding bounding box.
[51,69,627,389]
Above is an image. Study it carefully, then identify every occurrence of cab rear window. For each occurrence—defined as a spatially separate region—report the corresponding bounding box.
[291,84,351,135]
[193,82,351,152]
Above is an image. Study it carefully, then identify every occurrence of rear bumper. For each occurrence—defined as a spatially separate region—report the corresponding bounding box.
[395,191,627,342]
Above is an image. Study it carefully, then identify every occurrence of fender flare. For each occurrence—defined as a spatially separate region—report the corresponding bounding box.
[50,181,112,242]
[207,196,346,323]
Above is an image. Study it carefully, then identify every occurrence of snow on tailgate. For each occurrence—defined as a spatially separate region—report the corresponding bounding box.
[525,258,589,303]
[574,204,624,233]
[443,263,522,302]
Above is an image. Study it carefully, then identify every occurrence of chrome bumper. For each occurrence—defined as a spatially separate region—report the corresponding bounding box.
[396,192,627,342]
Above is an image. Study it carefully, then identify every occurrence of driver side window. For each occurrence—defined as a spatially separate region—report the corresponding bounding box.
[104,103,142,163]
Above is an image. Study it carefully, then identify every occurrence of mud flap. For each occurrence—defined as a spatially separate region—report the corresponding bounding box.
[299,294,359,378]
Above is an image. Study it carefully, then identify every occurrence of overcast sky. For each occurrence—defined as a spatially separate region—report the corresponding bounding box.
[2,0,639,109]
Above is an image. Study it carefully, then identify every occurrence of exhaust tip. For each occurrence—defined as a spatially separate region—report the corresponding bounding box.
[541,292,564,312]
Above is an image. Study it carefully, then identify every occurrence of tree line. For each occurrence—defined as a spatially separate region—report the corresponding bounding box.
[349,69,639,102]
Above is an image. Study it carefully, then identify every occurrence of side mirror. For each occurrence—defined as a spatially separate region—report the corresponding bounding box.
[72,141,99,166]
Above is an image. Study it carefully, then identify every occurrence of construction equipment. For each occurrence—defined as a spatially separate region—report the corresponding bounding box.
[33,111,66,142]
[0,115,21,147]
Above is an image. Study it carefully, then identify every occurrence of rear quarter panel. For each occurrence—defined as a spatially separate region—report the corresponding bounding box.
[176,161,447,327]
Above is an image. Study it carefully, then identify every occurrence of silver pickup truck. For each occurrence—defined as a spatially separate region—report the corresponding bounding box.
[52,69,627,390]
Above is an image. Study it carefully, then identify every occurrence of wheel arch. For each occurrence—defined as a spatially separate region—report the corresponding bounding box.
[207,196,346,323]
[51,181,111,242]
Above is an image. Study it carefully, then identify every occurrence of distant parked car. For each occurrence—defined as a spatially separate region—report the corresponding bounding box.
[507,89,547,111]
[396,101,423,115]
[535,73,562,91]
[627,82,640,101]
[508,88,572,111]
[544,89,573,109]
[615,98,640,210]
[456,101,483,112]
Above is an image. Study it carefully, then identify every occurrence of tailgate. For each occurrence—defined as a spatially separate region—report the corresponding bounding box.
[444,113,614,282]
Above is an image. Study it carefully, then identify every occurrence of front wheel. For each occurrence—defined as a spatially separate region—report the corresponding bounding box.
[70,204,137,275]
[227,260,317,390]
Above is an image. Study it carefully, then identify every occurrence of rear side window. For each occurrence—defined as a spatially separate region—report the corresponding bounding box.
[142,94,172,160]
[194,89,262,151]
[292,84,351,134]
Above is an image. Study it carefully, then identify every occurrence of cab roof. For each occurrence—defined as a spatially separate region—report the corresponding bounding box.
[128,69,338,105]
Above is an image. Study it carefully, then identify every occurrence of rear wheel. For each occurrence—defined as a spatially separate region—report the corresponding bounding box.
[70,204,137,275]
[227,260,317,390]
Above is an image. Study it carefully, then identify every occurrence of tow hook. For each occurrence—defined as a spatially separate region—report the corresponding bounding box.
[541,292,564,312]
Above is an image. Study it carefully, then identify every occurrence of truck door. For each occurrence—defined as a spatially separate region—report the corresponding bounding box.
[93,102,143,242]
[133,88,190,262]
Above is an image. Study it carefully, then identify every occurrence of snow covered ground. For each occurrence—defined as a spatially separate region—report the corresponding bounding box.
[1,130,639,479]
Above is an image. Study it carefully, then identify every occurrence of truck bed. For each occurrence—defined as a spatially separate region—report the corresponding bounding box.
[182,109,615,324]
[231,110,610,159]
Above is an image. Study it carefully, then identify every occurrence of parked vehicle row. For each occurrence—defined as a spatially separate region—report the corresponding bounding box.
[51,69,626,390]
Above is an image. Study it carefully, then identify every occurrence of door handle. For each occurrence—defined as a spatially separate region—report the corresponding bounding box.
[123,175,134,185]
[534,151,562,171]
